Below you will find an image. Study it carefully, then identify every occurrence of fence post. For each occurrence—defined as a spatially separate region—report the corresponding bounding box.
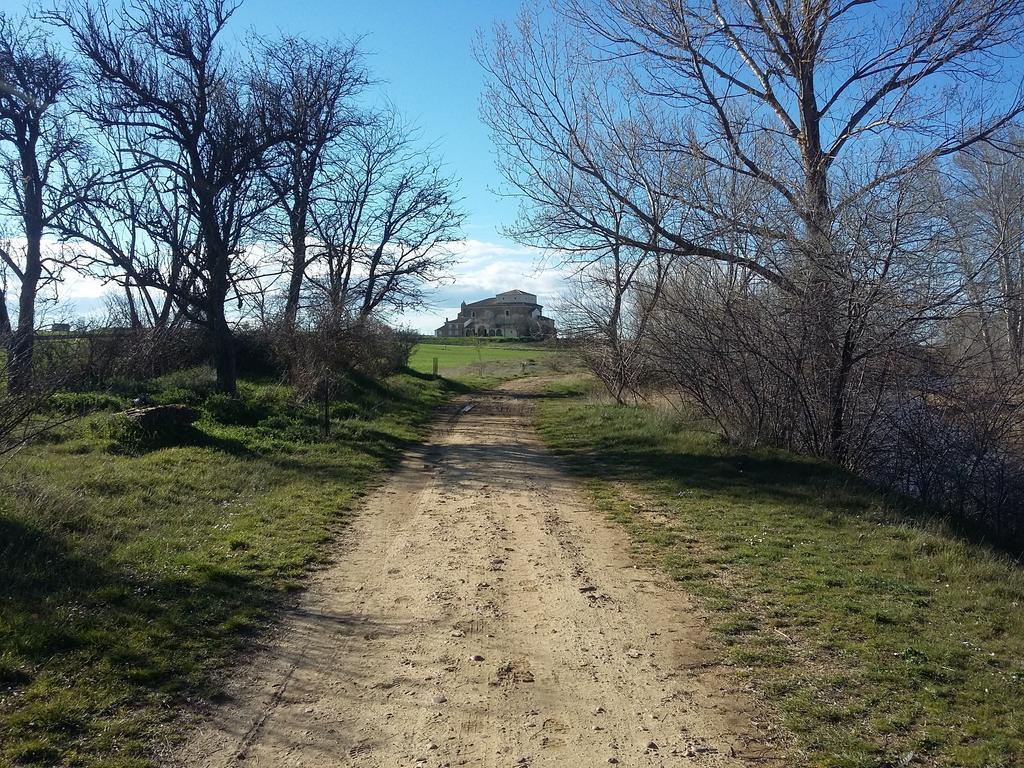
[432,356,438,378]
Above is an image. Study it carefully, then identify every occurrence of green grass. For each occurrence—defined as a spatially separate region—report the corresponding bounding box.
[535,376,1024,768]
[408,341,561,385]
[0,367,458,767]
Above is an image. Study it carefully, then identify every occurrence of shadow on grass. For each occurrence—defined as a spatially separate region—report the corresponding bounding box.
[552,435,849,507]
[0,514,278,718]
[540,399,1024,559]
[107,423,255,458]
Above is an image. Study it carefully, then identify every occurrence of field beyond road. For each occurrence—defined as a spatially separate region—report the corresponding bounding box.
[408,338,558,382]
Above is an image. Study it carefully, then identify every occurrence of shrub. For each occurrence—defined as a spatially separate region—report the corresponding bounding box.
[95,413,151,454]
[150,366,219,403]
[50,391,127,415]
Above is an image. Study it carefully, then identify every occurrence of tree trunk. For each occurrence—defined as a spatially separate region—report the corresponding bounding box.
[0,285,11,340]
[8,232,43,393]
[283,224,306,332]
[209,294,237,394]
[124,282,142,330]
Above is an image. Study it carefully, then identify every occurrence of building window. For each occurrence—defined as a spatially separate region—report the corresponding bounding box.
[471,311,476,317]
[505,310,510,316]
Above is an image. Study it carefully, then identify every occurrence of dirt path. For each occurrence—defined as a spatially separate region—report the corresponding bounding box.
[167,380,770,767]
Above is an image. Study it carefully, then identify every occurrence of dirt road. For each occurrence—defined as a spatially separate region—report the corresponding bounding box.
[168,381,769,767]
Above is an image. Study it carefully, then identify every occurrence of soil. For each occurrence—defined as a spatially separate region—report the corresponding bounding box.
[166,380,774,767]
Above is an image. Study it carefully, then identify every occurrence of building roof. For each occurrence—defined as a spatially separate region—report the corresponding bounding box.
[463,297,498,309]
[463,292,540,310]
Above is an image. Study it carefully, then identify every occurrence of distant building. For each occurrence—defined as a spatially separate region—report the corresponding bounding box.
[435,289,556,338]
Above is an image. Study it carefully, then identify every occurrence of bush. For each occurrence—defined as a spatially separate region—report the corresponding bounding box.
[34,328,212,391]
[94,413,153,454]
[234,330,283,378]
[203,384,289,426]
[145,366,219,405]
[204,393,261,425]
[50,391,127,415]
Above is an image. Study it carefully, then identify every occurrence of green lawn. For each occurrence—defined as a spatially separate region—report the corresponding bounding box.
[0,368,456,767]
[535,376,1024,768]
[408,340,558,382]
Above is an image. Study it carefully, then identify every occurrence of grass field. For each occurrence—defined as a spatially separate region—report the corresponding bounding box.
[0,367,457,767]
[535,376,1024,768]
[408,340,558,382]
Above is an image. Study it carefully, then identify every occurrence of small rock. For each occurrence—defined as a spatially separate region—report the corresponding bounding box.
[451,629,465,637]
[470,654,485,662]
[608,759,619,765]
[433,694,448,704]
[646,741,659,750]
[626,648,641,659]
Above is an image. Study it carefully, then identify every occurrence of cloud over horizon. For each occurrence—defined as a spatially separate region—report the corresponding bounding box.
[10,237,568,334]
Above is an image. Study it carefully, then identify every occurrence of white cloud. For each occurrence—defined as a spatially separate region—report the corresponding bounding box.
[395,239,570,333]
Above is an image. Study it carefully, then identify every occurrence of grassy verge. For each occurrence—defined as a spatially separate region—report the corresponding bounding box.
[535,376,1024,768]
[0,367,458,767]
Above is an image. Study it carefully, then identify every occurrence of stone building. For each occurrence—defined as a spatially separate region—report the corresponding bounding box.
[434,289,556,338]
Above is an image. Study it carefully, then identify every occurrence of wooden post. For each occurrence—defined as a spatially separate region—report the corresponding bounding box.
[432,356,438,378]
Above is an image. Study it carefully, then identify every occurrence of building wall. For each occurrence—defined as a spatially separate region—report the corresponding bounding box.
[436,292,556,338]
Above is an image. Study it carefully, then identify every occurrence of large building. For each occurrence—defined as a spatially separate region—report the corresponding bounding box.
[435,289,556,338]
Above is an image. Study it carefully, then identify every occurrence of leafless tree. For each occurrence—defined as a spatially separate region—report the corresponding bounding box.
[0,12,89,391]
[258,35,368,333]
[558,199,673,403]
[481,0,1024,462]
[306,112,463,321]
[52,0,292,393]
[944,134,1024,373]
[58,148,187,331]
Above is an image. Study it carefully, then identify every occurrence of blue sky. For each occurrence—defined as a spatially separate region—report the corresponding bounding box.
[19,0,567,332]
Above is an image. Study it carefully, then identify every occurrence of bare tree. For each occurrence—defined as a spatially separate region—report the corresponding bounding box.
[558,197,673,403]
[481,0,1024,462]
[58,148,186,331]
[945,134,1024,373]
[306,113,463,321]
[52,0,292,393]
[0,12,88,391]
[257,35,367,333]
